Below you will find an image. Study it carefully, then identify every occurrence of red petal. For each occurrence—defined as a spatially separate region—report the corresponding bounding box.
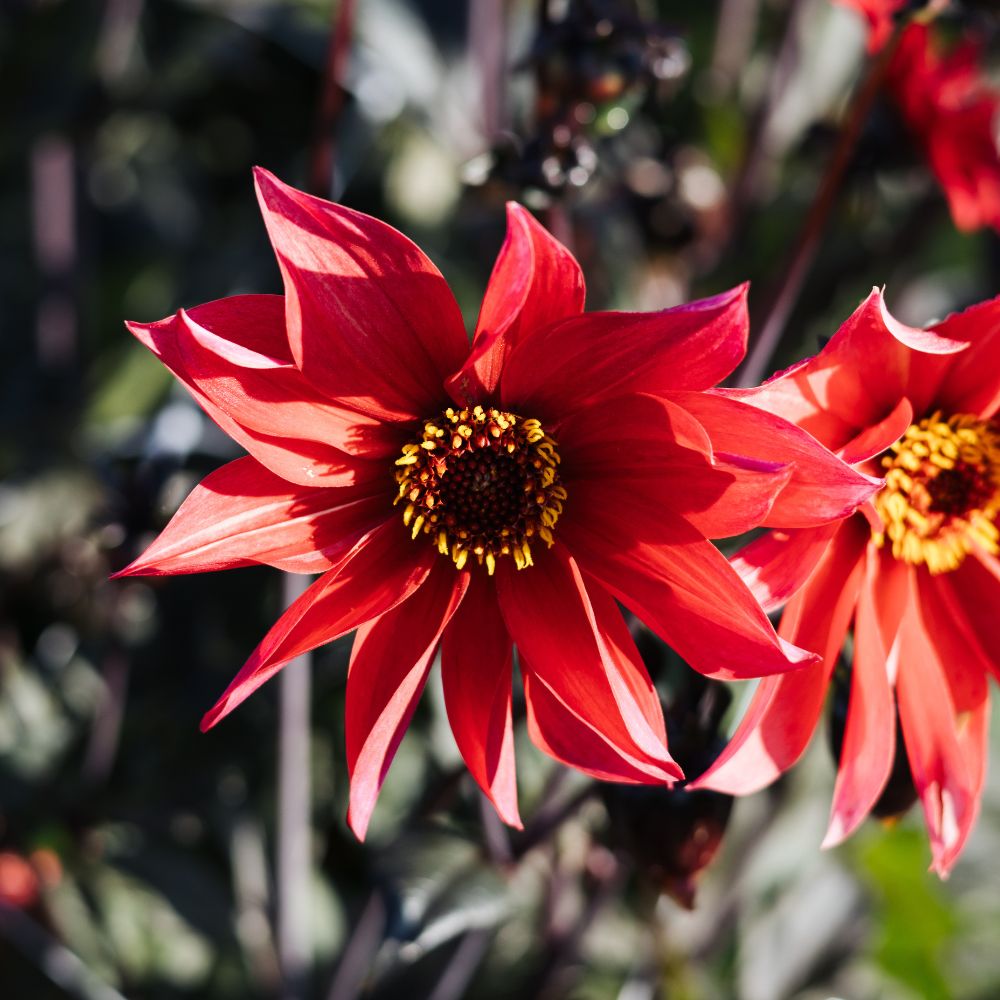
[125,309,382,488]
[668,390,881,528]
[559,486,818,681]
[937,552,1000,682]
[253,168,467,420]
[496,545,680,783]
[345,561,468,840]
[176,303,400,459]
[730,522,840,615]
[691,520,867,794]
[927,293,1000,419]
[118,457,388,576]
[896,596,986,876]
[823,555,898,848]
[499,285,749,422]
[558,392,791,537]
[446,203,585,403]
[917,569,992,826]
[440,572,521,828]
[200,521,434,731]
[838,396,914,466]
[726,289,965,452]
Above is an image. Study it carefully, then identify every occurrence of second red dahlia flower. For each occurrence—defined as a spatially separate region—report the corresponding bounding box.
[119,169,875,837]
[694,288,1000,874]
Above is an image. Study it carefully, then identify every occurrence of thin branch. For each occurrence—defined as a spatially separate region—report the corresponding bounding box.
[277,573,313,1000]
[735,26,903,388]
[0,903,128,1000]
[326,892,387,1000]
[426,928,495,1000]
[513,781,597,860]
[308,0,358,199]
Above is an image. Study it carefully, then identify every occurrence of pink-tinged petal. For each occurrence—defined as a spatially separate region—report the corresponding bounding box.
[117,457,389,577]
[668,390,881,528]
[496,545,680,784]
[559,485,818,681]
[869,545,910,654]
[253,167,467,420]
[176,304,401,459]
[730,522,840,615]
[557,393,791,538]
[936,552,1000,682]
[838,396,914,466]
[823,555,898,848]
[896,597,985,876]
[446,203,585,403]
[691,519,868,795]
[440,571,521,828]
[125,311,383,488]
[725,289,965,451]
[345,561,469,840]
[926,293,1000,418]
[200,521,434,731]
[499,285,749,423]
[916,571,992,827]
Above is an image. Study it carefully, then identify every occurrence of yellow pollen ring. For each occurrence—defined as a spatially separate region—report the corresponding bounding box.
[393,405,566,574]
[873,411,1000,574]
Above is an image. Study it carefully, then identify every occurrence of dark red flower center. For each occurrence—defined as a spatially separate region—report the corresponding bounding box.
[874,411,1000,573]
[394,405,566,574]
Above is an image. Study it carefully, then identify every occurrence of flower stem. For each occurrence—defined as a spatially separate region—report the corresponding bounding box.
[735,27,903,388]
[277,573,313,1000]
[308,0,358,199]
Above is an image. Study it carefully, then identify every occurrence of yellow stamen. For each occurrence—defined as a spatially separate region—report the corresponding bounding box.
[873,411,1000,573]
[393,404,565,573]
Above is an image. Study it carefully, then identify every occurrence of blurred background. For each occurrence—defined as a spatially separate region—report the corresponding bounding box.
[3,0,1000,997]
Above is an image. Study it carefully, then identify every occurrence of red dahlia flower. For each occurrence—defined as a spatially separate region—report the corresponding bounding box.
[692,288,1000,874]
[888,24,1000,233]
[835,0,907,53]
[119,169,875,838]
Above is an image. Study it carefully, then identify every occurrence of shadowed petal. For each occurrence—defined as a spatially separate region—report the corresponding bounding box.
[926,293,1000,419]
[200,521,434,731]
[668,390,881,528]
[935,552,1000,682]
[838,396,914,466]
[499,285,749,423]
[823,554,898,848]
[441,571,521,828]
[253,167,467,420]
[724,289,966,452]
[917,571,991,852]
[446,203,585,403]
[117,457,389,576]
[497,545,680,783]
[730,522,841,615]
[559,486,818,681]
[346,561,469,840]
[557,392,791,538]
[896,596,986,876]
[691,519,868,795]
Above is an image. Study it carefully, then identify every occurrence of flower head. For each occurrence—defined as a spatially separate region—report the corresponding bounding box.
[836,0,908,53]
[692,288,1000,874]
[888,24,1000,234]
[119,169,874,838]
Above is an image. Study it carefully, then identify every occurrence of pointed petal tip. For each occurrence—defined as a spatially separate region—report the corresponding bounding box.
[820,815,850,851]
[346,801,373,843]
[875,289,971,356]
[777,636,822,667]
